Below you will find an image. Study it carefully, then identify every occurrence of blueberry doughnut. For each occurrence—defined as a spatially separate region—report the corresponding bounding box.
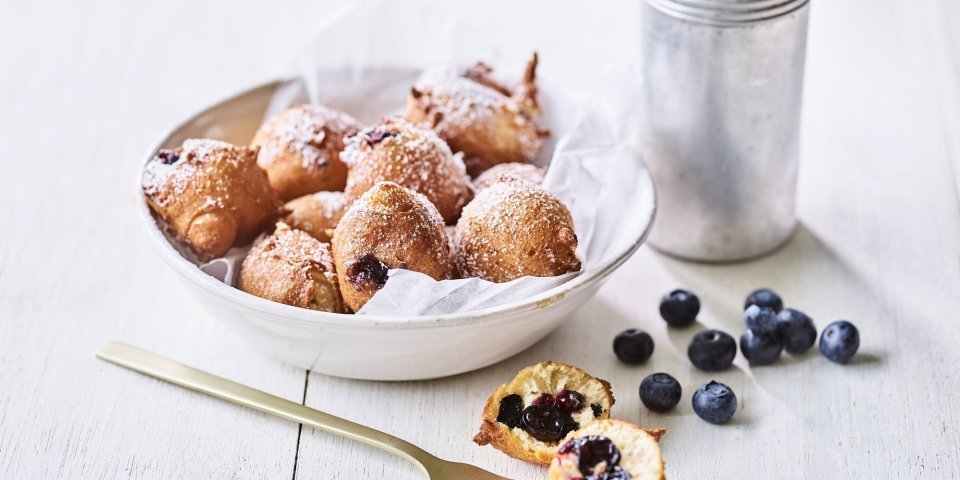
[473,362,615,465]
[456,181,580,282]
[251,104,362,200]
[549,420,665,480]
[341,117,473,224]
[331,182,450,311]
[282,191,347,243]
[237,223,344,313]
[142,139,283,261]
[406,53,547,177]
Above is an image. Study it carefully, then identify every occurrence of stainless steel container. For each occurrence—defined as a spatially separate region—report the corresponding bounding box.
[640,0,809,262]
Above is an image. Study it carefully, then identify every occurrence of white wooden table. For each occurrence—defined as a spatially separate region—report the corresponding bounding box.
[2,1,959,478]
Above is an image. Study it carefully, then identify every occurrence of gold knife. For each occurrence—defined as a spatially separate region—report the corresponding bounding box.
[96,341,510,480]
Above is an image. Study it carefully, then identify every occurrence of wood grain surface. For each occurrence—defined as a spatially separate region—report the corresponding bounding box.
[1,0,958,478]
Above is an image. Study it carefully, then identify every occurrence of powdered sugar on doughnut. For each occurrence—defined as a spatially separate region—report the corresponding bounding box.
[341,117,474,224]
[455,180,580,282]
[253,104,361,169]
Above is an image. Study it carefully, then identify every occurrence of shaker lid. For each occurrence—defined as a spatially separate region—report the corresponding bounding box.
[647,0,808,25]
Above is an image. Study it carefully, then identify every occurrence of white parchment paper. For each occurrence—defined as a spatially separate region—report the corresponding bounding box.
[217,0,654,316]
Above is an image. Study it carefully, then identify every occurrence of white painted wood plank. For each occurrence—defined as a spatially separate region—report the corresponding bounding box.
[0,1,335,478]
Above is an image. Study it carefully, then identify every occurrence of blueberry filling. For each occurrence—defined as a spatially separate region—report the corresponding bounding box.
[361,128,397,145]
[532,393,555,406]
[591,403,603,418]
[495,390,586,442]
[521,404,565,442]
[557,390,585,413]
[558,435,628,479]
[155,149,180,165]
[495,394,522,429]
[346,253,389,290]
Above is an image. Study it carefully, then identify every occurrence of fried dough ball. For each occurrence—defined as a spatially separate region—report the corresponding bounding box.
[341,117,473,224]
[455,181,581,282]
[406,53,548,177]
[142,139,283,262]
[332,182,450,311]
[282,191,347,243]
[237,223,345,313]
[473,162,546,191]
[473,361,615,465]
[251,104,362,200]
[549,420,666,480]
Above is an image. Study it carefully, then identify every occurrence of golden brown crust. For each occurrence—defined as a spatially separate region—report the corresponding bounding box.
[473,361,615,466]
[251,104,362,200]
[236,223,345,313]
[142,139,283,262]
[548,419,666,480]
[332,182,450,311]
[406,53,547,177]
[341,117,474,224]
[472,162,546,191]
[282,191,347,243]
[455,181,581,283]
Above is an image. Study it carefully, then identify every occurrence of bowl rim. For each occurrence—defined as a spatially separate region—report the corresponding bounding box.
[136,79,657,330]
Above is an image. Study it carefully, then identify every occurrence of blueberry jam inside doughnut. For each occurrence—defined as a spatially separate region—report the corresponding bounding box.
[497,390,586,442]
[557,389,585,413]
[506,390,585,442]
[559,435,628,479]
[591,403,603,418]
[521,404,566,442]
[532,393,555,406]
[360,128,397,145]
[346,253,389,289]
[496,394,523,428]
[155,149,180,165]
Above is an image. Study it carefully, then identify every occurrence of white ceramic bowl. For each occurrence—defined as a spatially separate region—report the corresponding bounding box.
[137,79,656,380]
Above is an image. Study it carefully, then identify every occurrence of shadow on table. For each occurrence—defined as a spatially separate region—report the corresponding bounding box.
[653,222,888,406]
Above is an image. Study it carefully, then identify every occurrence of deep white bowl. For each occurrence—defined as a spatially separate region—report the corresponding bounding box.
[137,79,656,380]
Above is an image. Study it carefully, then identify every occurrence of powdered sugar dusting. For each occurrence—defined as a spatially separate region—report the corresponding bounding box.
[237,223,343,312]
[253,104,361,169]
[335,182,449,281]
[473,162,546,191]
[455,180,580,282]
[406,58,547,176]
[341,117,473,223]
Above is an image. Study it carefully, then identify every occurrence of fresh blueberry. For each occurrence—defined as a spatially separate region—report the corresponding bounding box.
[819,320,860,364]
[639,373,682,412]
[659,289,700,327]
[687,329,737,371]
[692,381,738,424]
[744,288,783,312]
[776,308,817,353]
[744,304,779,336]
[740,329,783,365]
[613,329,655,365]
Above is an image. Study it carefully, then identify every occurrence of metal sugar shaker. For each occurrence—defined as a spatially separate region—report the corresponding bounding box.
[640,0,810,261]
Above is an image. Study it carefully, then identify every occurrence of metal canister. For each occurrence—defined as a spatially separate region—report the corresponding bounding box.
[640,0,810,262]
